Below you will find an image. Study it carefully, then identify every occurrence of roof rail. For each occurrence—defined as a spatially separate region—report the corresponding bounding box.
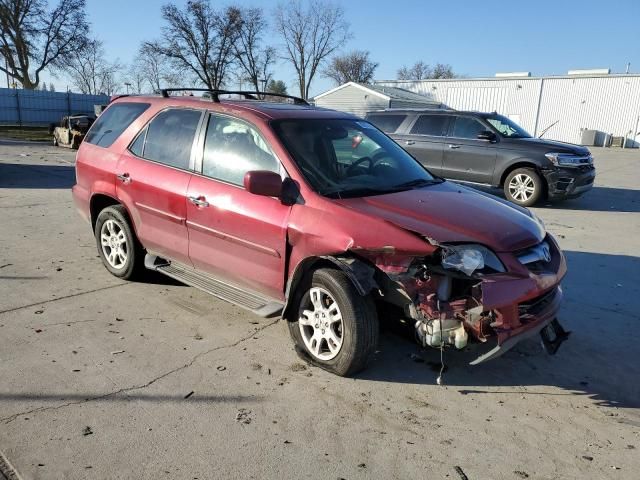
[158,88,309,105]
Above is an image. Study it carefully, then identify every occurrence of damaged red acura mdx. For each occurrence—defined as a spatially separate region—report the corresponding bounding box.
[72,89,569,376]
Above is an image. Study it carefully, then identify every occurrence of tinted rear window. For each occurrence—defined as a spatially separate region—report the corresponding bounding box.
[85,102,150,148]
[366,114,406,133]
[410,115,449,136]
[141,109,202,170]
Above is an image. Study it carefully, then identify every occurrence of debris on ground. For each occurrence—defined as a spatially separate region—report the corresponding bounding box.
[216,366,226,371]
[194,333,203,340]
[358,463,366,468]
[184,391,194,399]
[410,353,424,363]
[514,471,530,478]
[289,362,307,372]
[34,329,42,333]
[235,409,252,424]
[82,426,93,436]
[582,455,594,461]
[115,317,124,322]
[454,466,469,480]
[250,362,262,371]
[34,310,43,315]
[110,350,125,355]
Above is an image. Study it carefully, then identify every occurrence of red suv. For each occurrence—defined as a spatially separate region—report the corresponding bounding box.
[72,89,569,376]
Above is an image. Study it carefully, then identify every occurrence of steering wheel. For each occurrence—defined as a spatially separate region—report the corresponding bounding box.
[345,156,373,176]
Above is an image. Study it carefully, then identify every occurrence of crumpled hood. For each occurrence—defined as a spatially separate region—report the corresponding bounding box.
[335,182,545,252]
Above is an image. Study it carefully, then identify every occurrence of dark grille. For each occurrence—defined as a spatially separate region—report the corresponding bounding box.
[518,287,558,316]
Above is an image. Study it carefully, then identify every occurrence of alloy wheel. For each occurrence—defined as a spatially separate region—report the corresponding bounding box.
[508,173,535,202]
[100,219,128,269]
[299,287,344,360]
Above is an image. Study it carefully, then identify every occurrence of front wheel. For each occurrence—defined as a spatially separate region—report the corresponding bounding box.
[288,268,379,376]
[94,205,144,280]
[504,168,544,207]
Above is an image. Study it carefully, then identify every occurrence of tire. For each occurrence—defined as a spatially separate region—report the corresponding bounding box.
[94,205,144,280]
[503,168,544,207]
[52,135,58,147]
[288,268,379,376]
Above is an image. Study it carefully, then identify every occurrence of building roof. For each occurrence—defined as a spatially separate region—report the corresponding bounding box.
[313,81,438,104]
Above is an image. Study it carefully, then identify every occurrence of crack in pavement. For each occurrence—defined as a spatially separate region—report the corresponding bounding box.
[0,283,127,315]
[0,318,280,424]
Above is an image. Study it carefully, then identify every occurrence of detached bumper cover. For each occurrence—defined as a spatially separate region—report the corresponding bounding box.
[470,285,563,365]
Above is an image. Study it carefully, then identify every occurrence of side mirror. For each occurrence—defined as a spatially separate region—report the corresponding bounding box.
[244,170,283,197]
[477,130,497,142]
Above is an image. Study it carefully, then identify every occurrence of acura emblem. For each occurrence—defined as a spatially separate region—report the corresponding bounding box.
[540,243,551,262]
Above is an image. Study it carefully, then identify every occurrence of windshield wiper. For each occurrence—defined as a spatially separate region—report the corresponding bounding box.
[391,178,443,189]
[322,186,398,198]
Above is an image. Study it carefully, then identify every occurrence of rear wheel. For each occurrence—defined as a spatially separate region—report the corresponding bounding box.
[52,135,58,147]
[504,168,544,207]
[288,268,379,376]
[94,205,144,280]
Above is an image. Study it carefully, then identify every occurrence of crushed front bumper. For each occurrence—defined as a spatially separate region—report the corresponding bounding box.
[469,286,565,364]
[542,165,596,200]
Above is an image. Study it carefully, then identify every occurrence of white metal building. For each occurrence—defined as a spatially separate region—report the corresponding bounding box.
[313,82,441,118]
[375,73,640,147]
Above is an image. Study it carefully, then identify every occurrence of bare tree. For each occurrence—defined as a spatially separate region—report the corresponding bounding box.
[323,50,377,85]
[145,1,242,90]
[274,0,351,99]
[125,62,146,94]
[63,38,122,95]
[397,61,456,80]
[431,63,456,79]
[0,0,89,89]
[233,7,274,93]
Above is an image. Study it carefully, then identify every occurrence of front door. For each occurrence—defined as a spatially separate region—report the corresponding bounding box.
[116,108,203,265]
[186,113,290,300]
[441,116,497,184]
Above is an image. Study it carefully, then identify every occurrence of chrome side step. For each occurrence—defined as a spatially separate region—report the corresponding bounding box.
[145,254,283,318]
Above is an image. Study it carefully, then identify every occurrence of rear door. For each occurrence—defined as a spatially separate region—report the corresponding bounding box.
[393,114,450,176]
[185,113,290,300]
[441,115,497,183]
[115,108,204,266]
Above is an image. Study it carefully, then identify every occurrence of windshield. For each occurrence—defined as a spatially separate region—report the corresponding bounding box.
[272,119,439,198]
[484,114,531,138]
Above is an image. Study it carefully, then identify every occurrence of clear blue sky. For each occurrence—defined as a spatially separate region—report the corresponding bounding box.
[44,0,640,96]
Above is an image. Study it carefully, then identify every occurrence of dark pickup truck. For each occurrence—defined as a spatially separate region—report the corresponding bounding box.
[366,109,596,206]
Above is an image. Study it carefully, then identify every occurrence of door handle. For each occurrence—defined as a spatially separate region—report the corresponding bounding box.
[448,144,461,149]
[405,140,415,146]
[188,195,209,208]
[117,173,131,183]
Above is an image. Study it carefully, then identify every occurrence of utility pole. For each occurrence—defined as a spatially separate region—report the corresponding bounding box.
[4,56,9,88]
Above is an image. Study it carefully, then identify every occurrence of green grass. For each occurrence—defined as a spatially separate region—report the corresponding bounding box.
[0,126,51,142]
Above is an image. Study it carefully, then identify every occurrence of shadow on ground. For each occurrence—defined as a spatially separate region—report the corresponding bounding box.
[463,182,640,213]
[357,250,640,410]
[0,163,75,189]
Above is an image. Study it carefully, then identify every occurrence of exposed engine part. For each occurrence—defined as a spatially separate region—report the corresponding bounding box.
[415,317,468,350]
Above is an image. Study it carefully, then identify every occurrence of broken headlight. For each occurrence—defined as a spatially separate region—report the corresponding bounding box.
[441,244,506,275]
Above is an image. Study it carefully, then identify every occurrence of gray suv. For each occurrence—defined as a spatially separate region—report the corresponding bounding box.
[365,109,596,206]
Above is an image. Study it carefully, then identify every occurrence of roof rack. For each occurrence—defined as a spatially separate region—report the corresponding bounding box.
[158,88,309,105]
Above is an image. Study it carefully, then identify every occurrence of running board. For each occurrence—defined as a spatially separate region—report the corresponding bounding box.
[145,254,283,318]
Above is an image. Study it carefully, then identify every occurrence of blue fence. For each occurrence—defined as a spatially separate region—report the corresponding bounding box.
[0,88,109,126]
